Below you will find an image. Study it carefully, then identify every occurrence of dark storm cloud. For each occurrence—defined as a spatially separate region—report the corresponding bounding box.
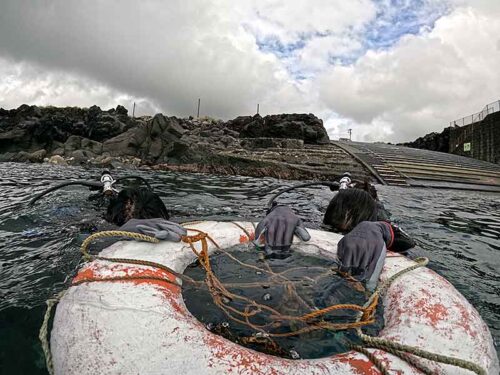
[0,0,284,118]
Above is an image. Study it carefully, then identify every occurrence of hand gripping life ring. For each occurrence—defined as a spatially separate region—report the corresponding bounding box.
[49,221,499,374]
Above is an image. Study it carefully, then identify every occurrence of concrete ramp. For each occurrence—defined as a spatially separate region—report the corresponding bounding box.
[333,141,500,192]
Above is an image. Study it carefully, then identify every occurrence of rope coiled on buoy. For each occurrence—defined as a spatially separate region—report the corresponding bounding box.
[353,257,487,375]
[40,228,488,375]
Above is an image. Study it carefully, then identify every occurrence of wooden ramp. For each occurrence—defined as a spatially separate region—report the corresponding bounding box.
[333,141,500,192]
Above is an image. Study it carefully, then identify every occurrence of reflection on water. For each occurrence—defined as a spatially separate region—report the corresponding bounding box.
[0,162,498,373]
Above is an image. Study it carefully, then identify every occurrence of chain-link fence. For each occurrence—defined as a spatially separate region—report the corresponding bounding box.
[450,100,500,127]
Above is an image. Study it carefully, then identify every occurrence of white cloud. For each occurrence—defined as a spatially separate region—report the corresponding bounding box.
[247,0,376,43]
[0,0,499,143]
[0,0,298,118]
[0,57,160,115]
[318,3,500,142]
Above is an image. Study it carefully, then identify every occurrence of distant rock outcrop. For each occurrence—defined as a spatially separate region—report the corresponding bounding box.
[0,104,136,156]
[400,127,451,153]
[226,113,329,144]
[0,104,376,181]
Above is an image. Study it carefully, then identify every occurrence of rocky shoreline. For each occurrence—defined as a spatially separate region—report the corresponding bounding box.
[399,127,451,153]
[0,104,371,180]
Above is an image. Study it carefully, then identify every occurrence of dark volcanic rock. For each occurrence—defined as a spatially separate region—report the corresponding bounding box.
[228,113,329,144]
[1,149,47,163]
[0,104,139,154]
[226,114,264,133]
[0,104,348,180]
[401,127,450,153]
[102,114,195,163]
[103,124,149,157]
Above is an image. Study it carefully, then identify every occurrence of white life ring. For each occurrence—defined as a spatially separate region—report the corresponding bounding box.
[50,221,499,374]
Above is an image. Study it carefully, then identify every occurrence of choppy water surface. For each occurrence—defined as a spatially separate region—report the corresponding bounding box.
[0,163,499,374]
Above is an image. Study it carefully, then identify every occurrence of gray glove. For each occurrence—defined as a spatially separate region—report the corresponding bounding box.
[337,221,393,291]
[119,218,187,242]
[254,206,311,253]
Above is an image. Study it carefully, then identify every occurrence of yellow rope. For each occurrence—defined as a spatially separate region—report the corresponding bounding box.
[80,230,159,260]
[80,228,379,335]
[42,228,488,375]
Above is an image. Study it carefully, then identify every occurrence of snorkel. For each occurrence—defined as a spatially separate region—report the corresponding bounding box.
[29,170,153,205]
[100,171,117,196]
[266,172,355,209]
[338,172,352,190]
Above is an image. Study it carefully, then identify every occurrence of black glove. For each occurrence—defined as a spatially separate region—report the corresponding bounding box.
[337,221,393,290]
[254,206,311,253]
[119,218,187,242]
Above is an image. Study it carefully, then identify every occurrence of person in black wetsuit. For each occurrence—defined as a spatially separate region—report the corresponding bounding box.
[103,179,414,290]
[105,187,187,241]
[254,180,415,291]
[323,181,415,252]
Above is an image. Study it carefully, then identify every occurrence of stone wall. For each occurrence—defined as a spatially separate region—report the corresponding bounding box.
[449,111,500,164]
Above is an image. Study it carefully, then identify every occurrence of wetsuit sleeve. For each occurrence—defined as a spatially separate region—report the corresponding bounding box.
[374,201,415,252]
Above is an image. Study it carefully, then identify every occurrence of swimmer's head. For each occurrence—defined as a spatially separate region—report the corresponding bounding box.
[105,188,169,226]
[323,188,377,233]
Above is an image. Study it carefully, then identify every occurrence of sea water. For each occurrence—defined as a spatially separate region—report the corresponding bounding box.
[0,163,498,373]
[182,245,384,359]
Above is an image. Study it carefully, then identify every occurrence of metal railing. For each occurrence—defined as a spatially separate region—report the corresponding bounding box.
[450,100,500,127]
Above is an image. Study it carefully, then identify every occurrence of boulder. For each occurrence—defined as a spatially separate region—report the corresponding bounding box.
[162,139,191,160]
[64,135,83,152]
[0,127,32,153]
[115,105,128,116]
[87,117,127,142]
[0,152,15,162]
[81,138,103,154]
[238,114,329,144]
[12,151,31,162]
[94,156,116,168]
[102,124,149,157]
[219,135,238,148]
[227,113,329,144]
[48,155,67,165]
[0,104,142,155]
[29,149,47,162]
[68,150,95,165]
[226,114,263,133]
[52,148,65,156]
[162,117,186,139]
[401,127,451,153]
[148,138,163,159]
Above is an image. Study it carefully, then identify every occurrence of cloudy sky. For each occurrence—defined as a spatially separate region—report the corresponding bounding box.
[0,0,499,142]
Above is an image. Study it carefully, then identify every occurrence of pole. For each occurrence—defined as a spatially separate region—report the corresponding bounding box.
[257,104,259,115]
[348,129,352,141]
[197,98,201,118]
[132,102,136,118]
